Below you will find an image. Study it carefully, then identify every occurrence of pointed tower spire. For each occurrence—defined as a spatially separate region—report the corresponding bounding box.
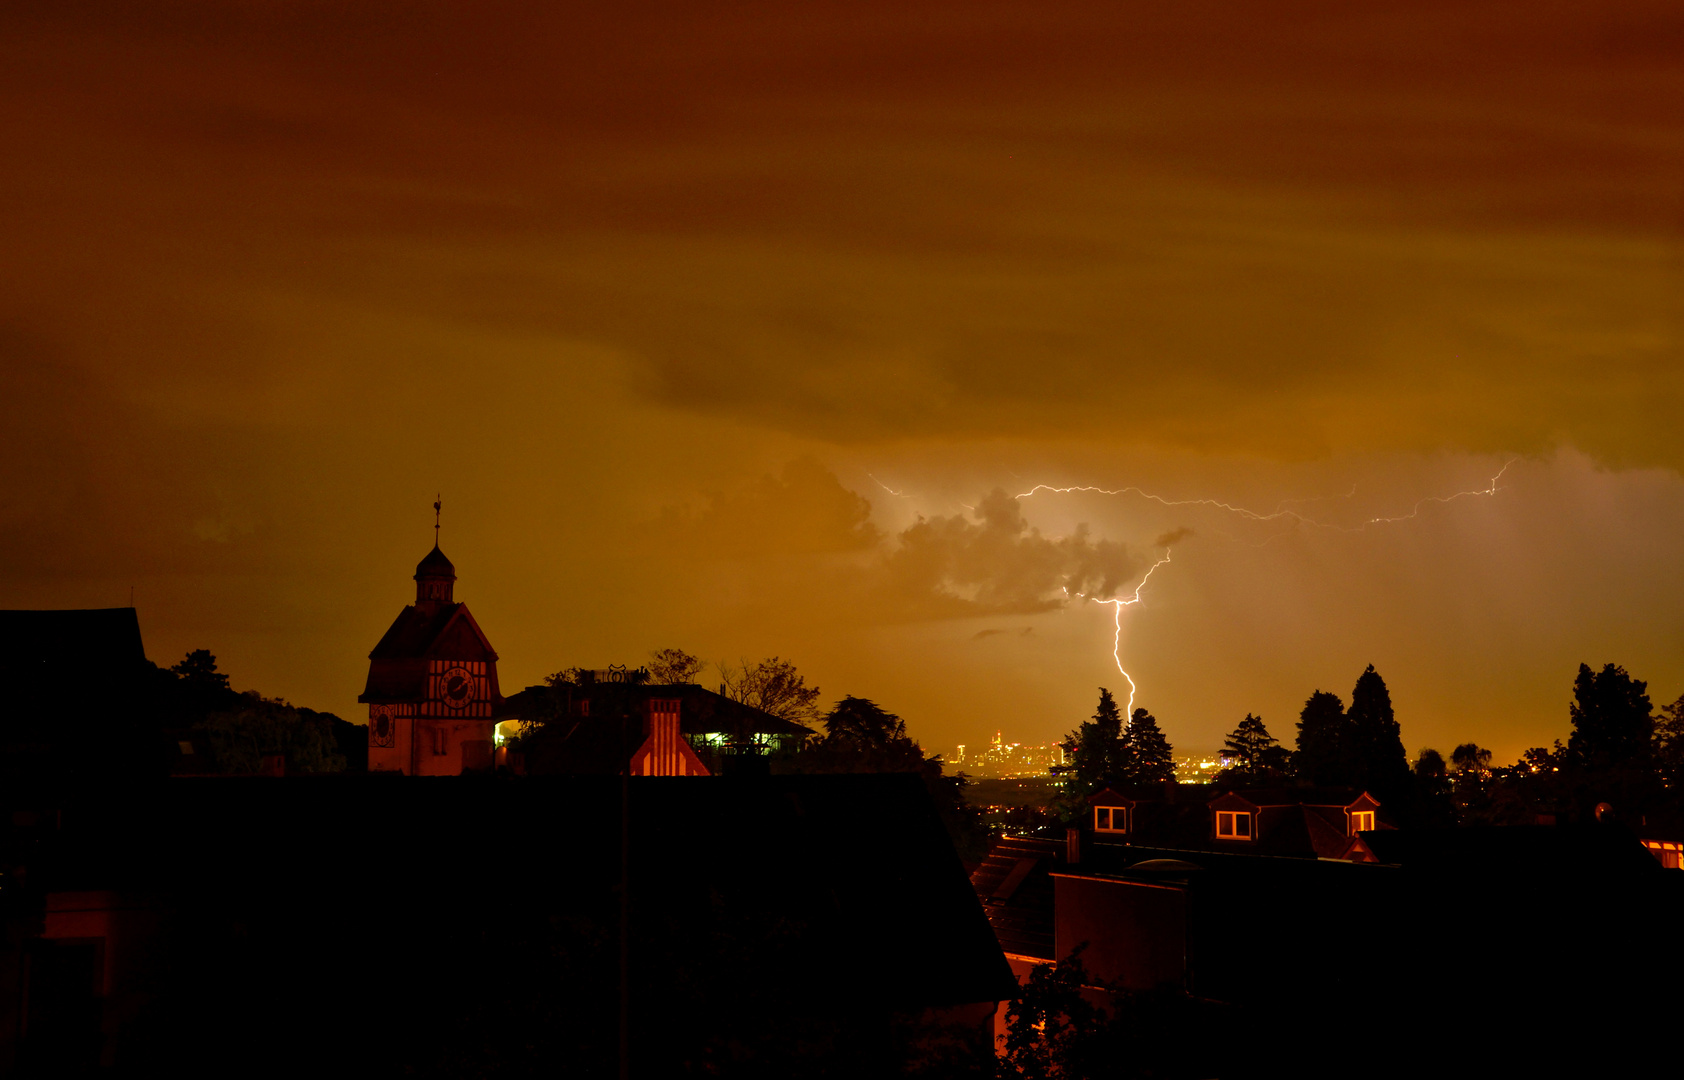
[415,497,456,608]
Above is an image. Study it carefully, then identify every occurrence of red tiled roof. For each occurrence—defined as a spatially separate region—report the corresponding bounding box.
[368,604,497,663]
[970,836,1059,961]
[360,604,500,704]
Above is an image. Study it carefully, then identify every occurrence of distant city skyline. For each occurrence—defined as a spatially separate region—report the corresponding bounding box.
[952,728,1232,785]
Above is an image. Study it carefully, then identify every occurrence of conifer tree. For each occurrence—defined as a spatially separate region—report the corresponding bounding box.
[1123,707,1175,785]
[1348,664,1409,799]
[1057,688,1125,797]
[1221,713,1278,773]
[1294,690,1351,785]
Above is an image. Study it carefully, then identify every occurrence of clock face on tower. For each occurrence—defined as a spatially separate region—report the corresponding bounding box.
[369,707,397,748]
[441,665,477,709]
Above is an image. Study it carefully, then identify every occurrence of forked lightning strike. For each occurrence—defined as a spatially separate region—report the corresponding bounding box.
[1080,549,1172,719]
[1025,459,1516,715]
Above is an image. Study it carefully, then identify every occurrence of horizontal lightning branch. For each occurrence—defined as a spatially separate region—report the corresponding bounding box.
[1015,459,1515,533]
[1023,458,1516,715]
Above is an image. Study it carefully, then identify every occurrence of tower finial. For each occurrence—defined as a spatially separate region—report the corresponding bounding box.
[434,495,441,545]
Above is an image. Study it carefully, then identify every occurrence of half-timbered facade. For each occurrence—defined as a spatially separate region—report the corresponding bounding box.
[499,677,812,776]
[359,545,503,775]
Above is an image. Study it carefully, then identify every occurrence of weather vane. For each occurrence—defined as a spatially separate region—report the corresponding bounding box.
[434,494,441,545]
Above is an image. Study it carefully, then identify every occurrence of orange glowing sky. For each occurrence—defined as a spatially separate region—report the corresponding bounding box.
[3,2,1682,761]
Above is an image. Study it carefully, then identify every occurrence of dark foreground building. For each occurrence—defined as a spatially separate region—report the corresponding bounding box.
[502,676,815,777]
[0,609,163,782]
[975,811,1684,1078]
[2,774,1013,1077]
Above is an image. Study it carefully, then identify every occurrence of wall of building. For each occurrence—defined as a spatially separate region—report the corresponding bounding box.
[1052,875,1187,991]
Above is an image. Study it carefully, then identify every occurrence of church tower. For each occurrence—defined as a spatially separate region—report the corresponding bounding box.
[360,537,503,774]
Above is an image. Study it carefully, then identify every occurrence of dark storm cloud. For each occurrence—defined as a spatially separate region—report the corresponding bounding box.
[649,457,880,558]
[1154,527,1195,548]
[2,1,1682,754]
[4,1,1679,465]
[882,489,1147,618]
[653,464,1145,621]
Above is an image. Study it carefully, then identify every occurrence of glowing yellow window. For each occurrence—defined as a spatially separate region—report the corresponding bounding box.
[1094,807,1129,834]
[1216,811,1251,840]
[1350,811,1375,835]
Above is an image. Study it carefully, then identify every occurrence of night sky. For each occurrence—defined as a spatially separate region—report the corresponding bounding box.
[3,2,1681,761]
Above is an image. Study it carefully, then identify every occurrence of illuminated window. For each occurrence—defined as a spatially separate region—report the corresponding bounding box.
[1094,807,1129,834]
[1350,810,1375,835]
[1215,811,1252,840]
[1644,840,1683,870]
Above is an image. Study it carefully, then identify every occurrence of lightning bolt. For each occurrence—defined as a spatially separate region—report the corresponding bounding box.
[1360,460,1513,525]
[1023,458,1516,713]
[1015,459,1515,533]
[1082,549,1172,719]
[867,473,911,498]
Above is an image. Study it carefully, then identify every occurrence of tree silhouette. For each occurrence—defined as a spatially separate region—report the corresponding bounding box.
[647,648,704,684]
[1407,747,1457,826]
[1567,662,1653,770]
[1450,743,1492,779]
[1124,707,1175,785]
[1000,946,1109,1079]
[999,946,1229,1079]
[716,657,822,723]
[820,696,909,750]
[793,697,927,774]
[1218,713,1288,786]
[1293,690,1350,786]
[171,649,231,692]
[1441,742,1495,823]
[198,692,346,774]
[1222,714,1277,772]
[1348,665,1409,800]
[788,696,984,861]
[1657,694,1684,788]
[1056,688,1125,799]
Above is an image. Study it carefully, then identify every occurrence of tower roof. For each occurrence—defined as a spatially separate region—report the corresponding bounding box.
[415,545,456,581]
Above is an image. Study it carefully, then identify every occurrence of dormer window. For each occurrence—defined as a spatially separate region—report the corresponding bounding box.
[1349,810,1375,835]
[1094,806,1130,834]
[1215,811,1252,840]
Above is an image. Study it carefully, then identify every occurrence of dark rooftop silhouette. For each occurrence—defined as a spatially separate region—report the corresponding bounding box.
[0,608,145,670]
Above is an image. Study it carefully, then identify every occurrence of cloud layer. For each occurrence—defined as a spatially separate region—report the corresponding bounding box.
[1,2,1681,760]
[884,491,1146,618]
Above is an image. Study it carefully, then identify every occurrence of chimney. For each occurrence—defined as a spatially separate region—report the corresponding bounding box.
[1066,826,1082,865]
